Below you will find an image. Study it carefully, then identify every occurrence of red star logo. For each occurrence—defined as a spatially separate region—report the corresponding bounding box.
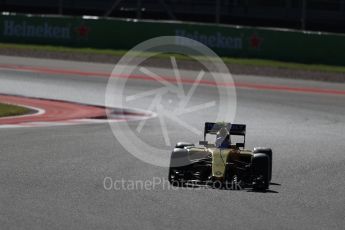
[249,33,263,49]
[75,25,90,37]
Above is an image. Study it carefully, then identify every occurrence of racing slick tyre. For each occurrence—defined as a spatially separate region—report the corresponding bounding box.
[252,153,270,190]
[168,148,190,186]
[253,147,272,182]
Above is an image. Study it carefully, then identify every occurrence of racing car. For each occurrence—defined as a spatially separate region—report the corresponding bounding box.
[168,122,272,190]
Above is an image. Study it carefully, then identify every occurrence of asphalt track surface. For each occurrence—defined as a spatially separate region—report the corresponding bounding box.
[0,56,345,230]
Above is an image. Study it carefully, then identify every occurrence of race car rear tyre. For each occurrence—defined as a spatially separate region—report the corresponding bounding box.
[252,153,270,190]
[253,147,272,182]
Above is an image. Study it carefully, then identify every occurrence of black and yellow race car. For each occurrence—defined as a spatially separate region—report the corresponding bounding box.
[168,122,272,190]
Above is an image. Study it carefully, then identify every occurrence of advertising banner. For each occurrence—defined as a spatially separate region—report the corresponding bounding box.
[1,14,344,65]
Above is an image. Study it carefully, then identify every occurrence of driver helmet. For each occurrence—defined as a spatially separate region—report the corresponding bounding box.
[215,127,231,148]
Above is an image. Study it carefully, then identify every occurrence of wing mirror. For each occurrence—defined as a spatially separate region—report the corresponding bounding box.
[236,143,245,148]
[199,140,208,146]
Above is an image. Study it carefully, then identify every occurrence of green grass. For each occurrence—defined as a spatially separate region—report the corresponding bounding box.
[0,103,31,118]
[1,42,345,74]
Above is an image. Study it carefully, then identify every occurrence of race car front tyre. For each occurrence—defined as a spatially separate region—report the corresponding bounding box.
[168,168,184,186]
[168,149,190,186]
[252,153,270,190]
[253,147,272,182]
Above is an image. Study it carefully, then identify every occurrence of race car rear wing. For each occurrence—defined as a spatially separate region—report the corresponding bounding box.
[204,122,246,136]
[203,122,246,147]
[199,122,246,148]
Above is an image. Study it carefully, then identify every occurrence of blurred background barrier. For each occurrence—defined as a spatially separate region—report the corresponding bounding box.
[1,0,345,33]
[1,13,345,66]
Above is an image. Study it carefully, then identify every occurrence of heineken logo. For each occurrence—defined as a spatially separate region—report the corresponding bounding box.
[175,29,243,50]
[3,20,71,39]
[249,33,263,49]
[75,24,90,38]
